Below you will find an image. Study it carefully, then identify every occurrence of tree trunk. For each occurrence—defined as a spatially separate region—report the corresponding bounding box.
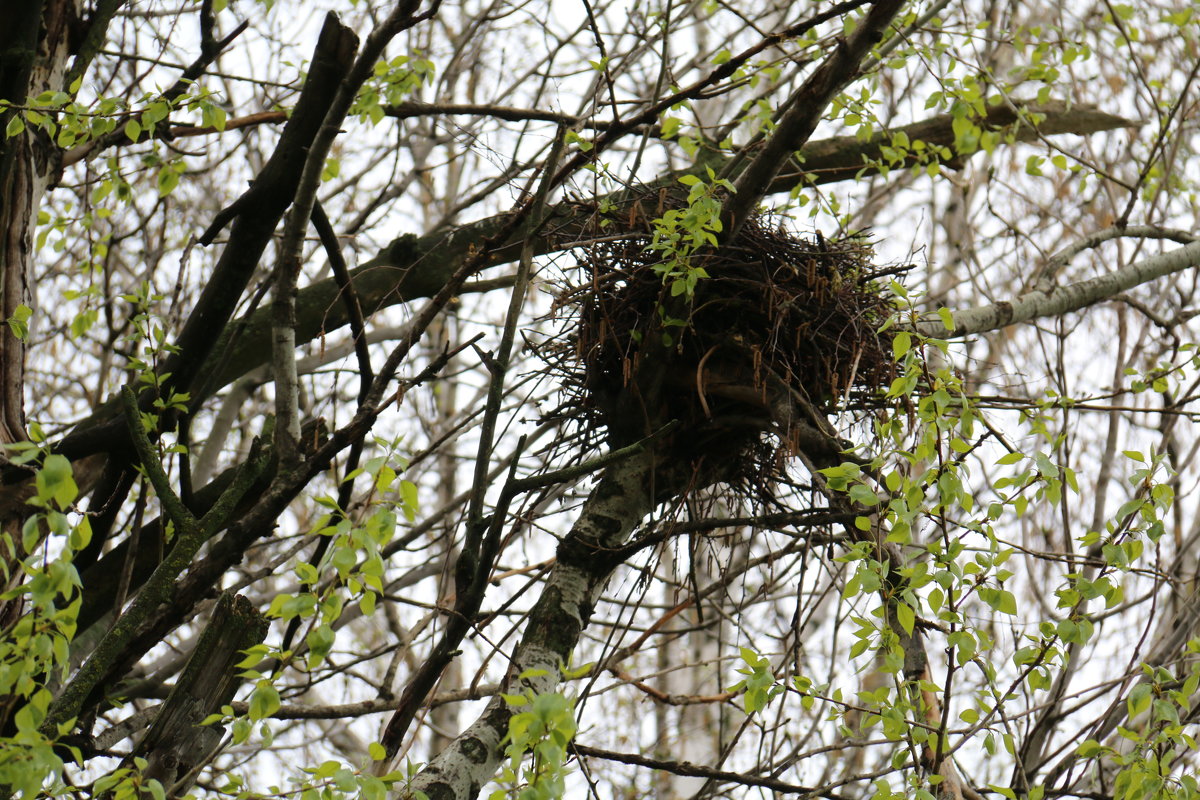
[0,0,78,448]
[0,1,79,628]
[405,450,674,800]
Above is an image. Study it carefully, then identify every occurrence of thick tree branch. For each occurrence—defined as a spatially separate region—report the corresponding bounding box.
[724,0,907,239]
[919,238,1200,338]
[163,13,358,408]
[270,11,361,463]
[767,100,1136,190]
[22,100,1134,477]
[64,0,127,92]
[195,102,1134,407]
[400,450,678,798]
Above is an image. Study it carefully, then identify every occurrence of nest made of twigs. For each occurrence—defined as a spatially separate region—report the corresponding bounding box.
[543,211,898,493]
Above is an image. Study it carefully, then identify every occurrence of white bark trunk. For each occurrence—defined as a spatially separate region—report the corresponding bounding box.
[404,451,660,800]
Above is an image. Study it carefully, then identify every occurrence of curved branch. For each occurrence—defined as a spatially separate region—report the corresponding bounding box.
[24,101,1137,472]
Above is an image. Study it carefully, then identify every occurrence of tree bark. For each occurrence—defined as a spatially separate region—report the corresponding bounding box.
[403,450,672,800]
[917,239,1200,338]
[0,0,78,447]
[126,592,267,795]
[0,1,83,627]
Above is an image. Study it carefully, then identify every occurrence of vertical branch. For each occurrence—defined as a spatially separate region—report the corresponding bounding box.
[271,2,438,464]
[465,128,567,529]
[271,14,360,463]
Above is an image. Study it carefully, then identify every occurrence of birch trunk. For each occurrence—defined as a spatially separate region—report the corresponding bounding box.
[405,450,673,800]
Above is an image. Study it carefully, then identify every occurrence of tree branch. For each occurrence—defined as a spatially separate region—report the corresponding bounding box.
[193,103,1135,409]
[570,742,853,799]
[919,239,1200,338]
[724,0,907,239]
[22,101,1137,473]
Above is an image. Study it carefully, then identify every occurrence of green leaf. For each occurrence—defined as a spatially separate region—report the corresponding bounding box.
[7,304,32,341]
[304,624,336,669]
[848,484,879,507]
[331,546,357,577]
[996,590,1017,615]
[1127,682,1152,718]
[359,590,377,616]
[36,454,78,509]
[895,602,915,635]
[248,681,281,720]
[400,480,419,520]
[293,562,319,585]
[156,165,180,196]
[145,779,166,800]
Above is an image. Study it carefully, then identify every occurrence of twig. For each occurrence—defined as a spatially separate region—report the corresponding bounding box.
[724,0,906,240]
[312,199,373,401]
[62,19,250,168]
[570,742,853,799]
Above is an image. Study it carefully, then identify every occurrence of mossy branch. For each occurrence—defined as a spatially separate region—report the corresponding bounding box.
[121,386,197,534]
[45,399,272,733]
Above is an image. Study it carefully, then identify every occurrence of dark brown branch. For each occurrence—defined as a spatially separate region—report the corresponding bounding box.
[17,102,1135,478]
[125,593,267,795]
[312,200,372,401]
[570,742,854,799]
[724,0,907,240]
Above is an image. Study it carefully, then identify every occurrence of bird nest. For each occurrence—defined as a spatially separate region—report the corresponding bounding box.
[544,213,899,492]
